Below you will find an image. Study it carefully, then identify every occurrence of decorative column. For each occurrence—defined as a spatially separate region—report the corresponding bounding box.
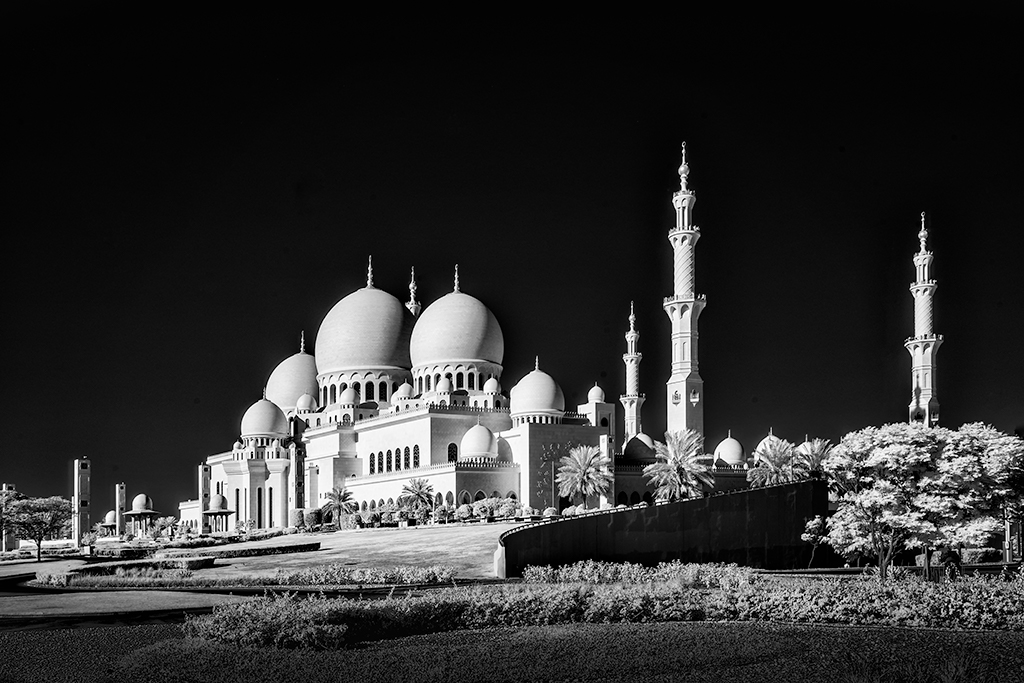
[619,302,646,445]
[663,143,706,436]
[904,212,942,425]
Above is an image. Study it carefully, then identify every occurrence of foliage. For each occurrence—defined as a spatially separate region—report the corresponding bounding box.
[289,509,305,528]
[279,564,456,586]
[454,504,474,521]
[5,496,73,562]
[80,531,99,547]
[399,478,434,511]
[542,507,559,517]
[822,422,1024,582]
[153,516,178,540]
[643,430,714,502]
[182,571,1024,650]
[432,504,455,523]
[800,515,827,569]
[303,509,322,528]
[556,444,612,506]
[794,437,833,478]
[319,486,356,525]
[522,560,756,588]
[361,510,380,527]
[747,435,799,487]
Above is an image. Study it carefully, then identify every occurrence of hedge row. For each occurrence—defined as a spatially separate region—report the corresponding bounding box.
[156,541,320,560]
[522,560,756,588]
[185,571,1024,648]
[35,557,216,587]
[279,564,456,586]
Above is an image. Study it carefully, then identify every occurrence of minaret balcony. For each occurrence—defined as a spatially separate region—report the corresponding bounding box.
[904,333,944,344]
[668,225,700,236]
[663,293,706,305]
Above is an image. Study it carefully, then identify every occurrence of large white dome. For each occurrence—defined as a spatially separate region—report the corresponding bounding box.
[714,434,745,465]
[240,398,289,438]
[410,292,503,368]
[510,367,565,416]
[266,351,318,412]
[316,287,413,374]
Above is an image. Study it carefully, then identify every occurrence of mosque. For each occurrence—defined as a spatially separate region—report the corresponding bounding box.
[168,144,941,533]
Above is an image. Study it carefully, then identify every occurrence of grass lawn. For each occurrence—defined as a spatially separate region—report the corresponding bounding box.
[4,621,1021,683]
[186,522,516,581]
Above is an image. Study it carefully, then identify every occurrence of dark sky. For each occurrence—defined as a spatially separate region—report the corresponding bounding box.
[3,9,1022,513]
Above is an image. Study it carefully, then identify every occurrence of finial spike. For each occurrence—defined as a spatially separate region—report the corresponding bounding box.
[728,429,732,438]
[535,356,539,371]
[300,331,305,353]
[678,141,689,191]
[263,387,267,400]
[918,212,929,253]
[367,255,374,288]
[628,301,636,332]
[453,264,460,292]
[408,266,418,303]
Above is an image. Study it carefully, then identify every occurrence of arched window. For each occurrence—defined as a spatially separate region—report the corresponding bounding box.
[386,450,393,472]
[629,491,641,505]
[403,447,410,469]
[447,443,458,462]
[413,445,420,468]
[425,376,431,391]
[495,400,502,408]
[369,499,376,510]
[456,372,464,389]
[507,491,517,500]
[601,417,608,427]
[365,382,375,401]
[474,490,486,502]
[387,498,394,506]
[435,492,443,507]
[378,452,384,473]
[370,456,375,474]
[459,491,471,505]
[434,373,441,387]
[418,377,423,394]
[268,487,273,528]
[379,381,387,400]
[330,385,337,404]
[468,373,475,390]
[257,487,263,529]
[322,386,328,406]
[352,382,360,398]
[446,491,455,505]
[394,448,401,470]
[617,491,628,506]
[340,382,348,392]
[642,492,653,505]
[342,414,351,425]
[392,381,398,394]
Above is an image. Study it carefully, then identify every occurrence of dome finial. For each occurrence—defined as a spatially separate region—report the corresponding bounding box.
[300,330,305,353]
[409,267,418,303]
[918,212,928,253]
[678,141,689,191]
[262,386,267,400]
[535,355,539,371]
[453,264,460,292]
[728,428,732,438]
[628,301,636,332]
[367,255,374,288]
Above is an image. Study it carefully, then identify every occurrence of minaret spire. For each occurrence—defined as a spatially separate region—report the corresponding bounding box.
[905,212,942,425]
[366,255,374,288]
[300,331,305,353]
[663,142,706,437]
[406,267,421,316]
[454,264,460,292]
[620,301,646,446]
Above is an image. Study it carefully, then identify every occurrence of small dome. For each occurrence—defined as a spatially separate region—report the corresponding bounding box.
[131,494,153,512]
[483,377,500,393]
[624,434,657,460]
[587,383,606,403]
[436,377,453,392]
[714,434,745,466]
[410,291,504,368]
[460,424,497,459]
[510,367,565,416]
[393,382,413,399]
[103,510,117,525]
[295,392,318,412]
[339,387,358,405]
[754,430,782,460]
[265,351,318,413]
[240,398,290,438]
[208,494,228,511]
[316,287,414,375]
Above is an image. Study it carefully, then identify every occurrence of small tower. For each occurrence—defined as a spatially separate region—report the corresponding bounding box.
[71,456,91,546]
[905,212,942,425]
[114,482,126,536]
[663,143,706,436]
[619,302,646,446]
[406,267,421,317]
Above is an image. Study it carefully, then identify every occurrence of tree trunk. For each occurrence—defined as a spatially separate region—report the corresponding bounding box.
[923,547,933,582]
[35,536,42,562]
[808,544,817,569]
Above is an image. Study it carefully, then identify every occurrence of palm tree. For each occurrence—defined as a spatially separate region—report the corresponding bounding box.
[643,430,715,502]
[320,486,356,524]
[556,445,613,508]
[400,478,435,512]
[747,436,798,487]
[794,437,832,479]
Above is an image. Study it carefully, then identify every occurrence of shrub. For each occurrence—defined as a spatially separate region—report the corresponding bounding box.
[303,510,321,528]
[433,505,455,523]
[542,507,559,517]
[362,511,380,527]
[184,593,349,649]
[454,504,474,521]
[289,509,305,528]
[279,564,457,586]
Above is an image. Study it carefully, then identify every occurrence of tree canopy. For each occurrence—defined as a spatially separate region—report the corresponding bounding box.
[5,496,73,562]
[319,486,356,524]
[556,444,612,507]
[822,422,1024,581]
[643,430,714,502]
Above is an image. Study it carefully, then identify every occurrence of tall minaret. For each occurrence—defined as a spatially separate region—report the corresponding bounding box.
[620,302,645,445]
[663,142,706,436]
[406,267,421,316]
[904,212,942,425]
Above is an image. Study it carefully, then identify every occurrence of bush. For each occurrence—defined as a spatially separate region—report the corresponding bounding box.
[279,564,457,586]
[303,510,321,528]
[542,507,559,517]
[454,504,474,521]
[289,509,305,528]
[184,593,349,649]
[362,511,380,527]
[521,560,756,588]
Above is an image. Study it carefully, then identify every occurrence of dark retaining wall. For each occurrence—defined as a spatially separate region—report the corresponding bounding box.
[498,479,830,577]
